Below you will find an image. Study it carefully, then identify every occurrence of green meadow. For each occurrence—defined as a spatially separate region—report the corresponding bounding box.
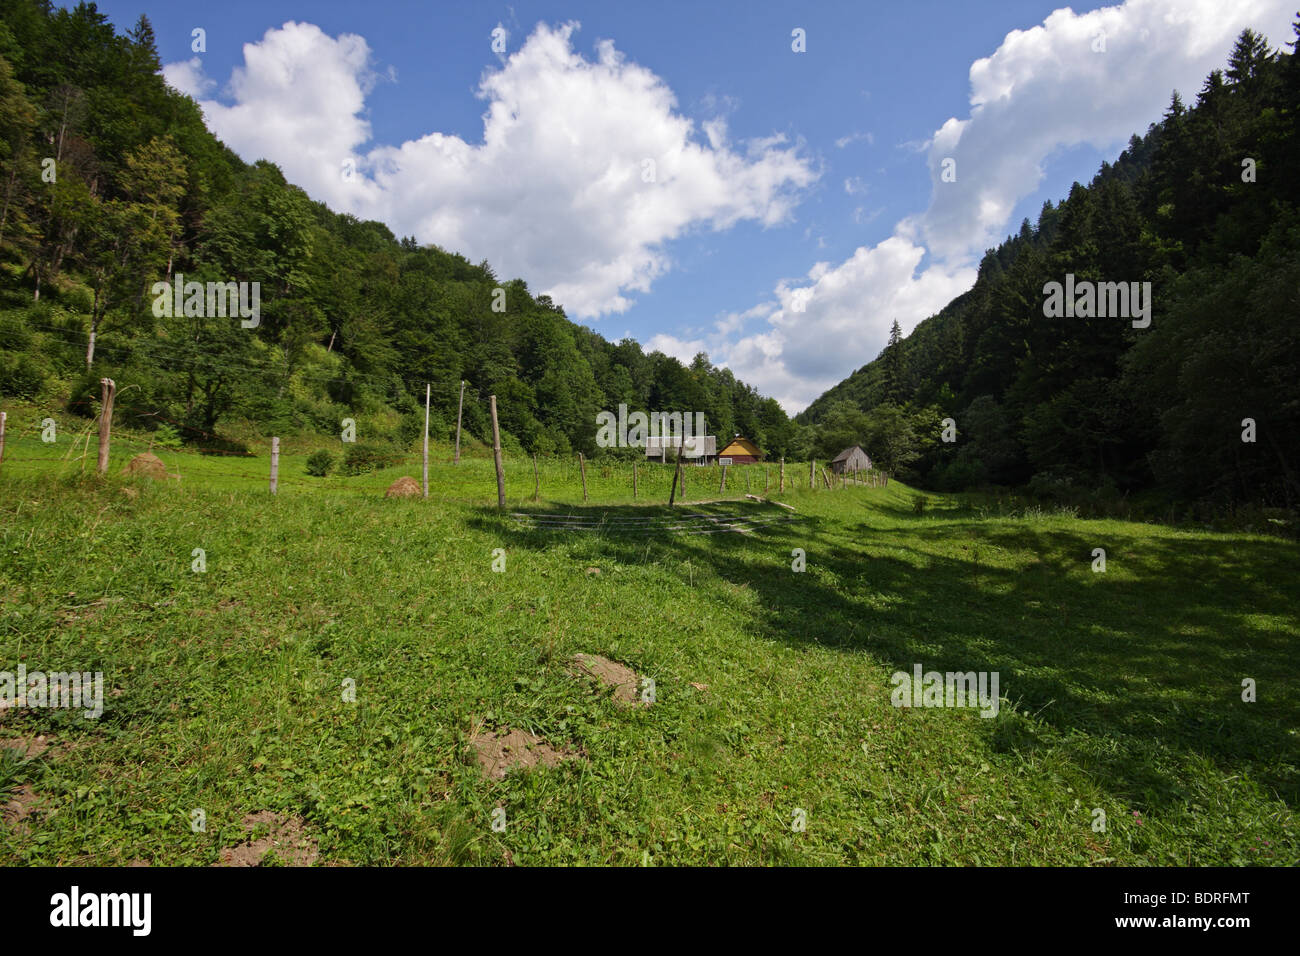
[0,407,1296,865]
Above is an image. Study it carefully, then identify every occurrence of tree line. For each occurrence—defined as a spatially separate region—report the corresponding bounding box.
[801,25,1300,511]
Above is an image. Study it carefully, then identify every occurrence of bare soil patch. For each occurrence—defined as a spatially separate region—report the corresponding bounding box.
[2,784,41,832]
[213,811,319,867]
[0,733,63,758]
[573,653,645,706]
[470,726,576,780]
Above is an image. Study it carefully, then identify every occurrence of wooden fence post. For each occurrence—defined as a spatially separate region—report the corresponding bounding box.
[780,458,785,492]
[0,411,6,474]
[454,380,465,464]
[422,383,430,498]
[578,452,588,502]
[669,451,683,506]
[270,436,279,494]
[764,466,769,492]
[632,460,638,499]
[489,395,505,508]
[97,378,115,475]
[532,454,540,501]
[810,458,816,490]
[719,464,727,493]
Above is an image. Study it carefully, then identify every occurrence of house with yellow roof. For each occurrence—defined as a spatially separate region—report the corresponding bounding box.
[717,435,763,464]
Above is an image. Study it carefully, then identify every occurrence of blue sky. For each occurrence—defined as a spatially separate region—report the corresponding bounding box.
[84,0,1296,410]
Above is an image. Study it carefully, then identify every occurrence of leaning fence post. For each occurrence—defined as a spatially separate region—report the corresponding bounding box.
[780,457,785,492]
[97,378,115,475]
[532,454,540,502]
[719,464,727,493]
[489,395,505,508]
[669,451,684,507]
[632,460,638,499]
[270,436,279,494]
[578,452,588,502]
[0,411,6,473]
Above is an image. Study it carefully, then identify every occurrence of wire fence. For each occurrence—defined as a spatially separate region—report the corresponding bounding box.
[0,410,889,514]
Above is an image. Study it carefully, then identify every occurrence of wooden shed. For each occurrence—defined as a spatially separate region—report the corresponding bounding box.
[718,435,763,464]
[830,445,872,474]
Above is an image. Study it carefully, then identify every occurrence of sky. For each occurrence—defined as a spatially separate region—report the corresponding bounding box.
[82,0,1297,412]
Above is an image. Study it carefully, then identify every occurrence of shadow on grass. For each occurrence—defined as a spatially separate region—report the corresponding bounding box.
[469,501,1300,810]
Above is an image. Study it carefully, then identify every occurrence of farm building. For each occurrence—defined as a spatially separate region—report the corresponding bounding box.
[645,434,718,464]
[718,435,763,464]
[831,445,872,473]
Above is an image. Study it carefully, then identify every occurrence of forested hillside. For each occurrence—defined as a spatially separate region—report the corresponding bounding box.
[801,24,1300,511]
[0,1,798,459]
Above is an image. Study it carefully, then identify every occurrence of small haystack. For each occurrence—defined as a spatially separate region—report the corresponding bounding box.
[384,476,421,498]
[122,452,168,480]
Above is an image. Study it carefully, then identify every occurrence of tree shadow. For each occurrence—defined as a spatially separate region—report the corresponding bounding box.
[469,502,1300,810]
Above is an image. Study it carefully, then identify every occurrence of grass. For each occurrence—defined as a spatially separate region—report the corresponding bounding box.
[0,405,1296,865]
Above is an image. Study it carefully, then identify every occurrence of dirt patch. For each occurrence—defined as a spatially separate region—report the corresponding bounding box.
[0,733,62,758]
[573,653,645,706]
[471,726,576,780]
[385,476,421,498]
[2,784,41,831]
[214,811,319,867]
[123,452,169,480]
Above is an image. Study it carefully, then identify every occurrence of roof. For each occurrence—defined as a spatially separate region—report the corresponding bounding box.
[719,436,762,457]
[831,445,868,463]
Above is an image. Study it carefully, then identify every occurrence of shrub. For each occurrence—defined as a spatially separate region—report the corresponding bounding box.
[0,352,50,399]
[341,442,403,476]
[151,423,183,450]
[912,494,929,515]
[306,449,335,477]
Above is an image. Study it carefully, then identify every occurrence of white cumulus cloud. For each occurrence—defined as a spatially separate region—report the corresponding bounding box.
[700,0,1295,412]
[164,21,817,319]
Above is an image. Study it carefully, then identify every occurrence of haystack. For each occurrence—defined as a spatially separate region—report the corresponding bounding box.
[384,476,421,498]
[123,452,168,480]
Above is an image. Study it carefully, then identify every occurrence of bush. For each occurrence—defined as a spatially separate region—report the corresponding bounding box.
[306,449,335,477]
[912,494,929,515]
[0,352,51,399]
[341,442,403,476]
[152,423,183,450]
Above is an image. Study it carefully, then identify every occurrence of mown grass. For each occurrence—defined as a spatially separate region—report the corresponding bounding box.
[0,407,1296,865]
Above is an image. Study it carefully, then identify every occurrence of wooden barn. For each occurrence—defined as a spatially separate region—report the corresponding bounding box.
[830,445,872,474]
[718,435,763,464]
